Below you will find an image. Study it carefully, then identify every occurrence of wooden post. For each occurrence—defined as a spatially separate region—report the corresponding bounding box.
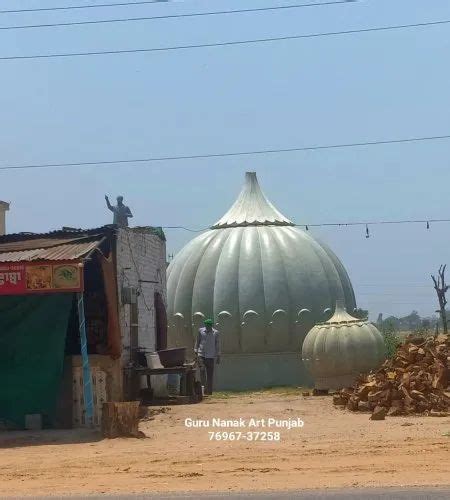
[431,265,449,335]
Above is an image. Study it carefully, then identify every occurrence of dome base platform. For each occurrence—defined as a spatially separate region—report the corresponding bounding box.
[312,373,359,391]
[213,352,313,392]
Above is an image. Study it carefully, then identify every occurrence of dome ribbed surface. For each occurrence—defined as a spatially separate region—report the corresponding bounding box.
[167,172,357,355]
[301,300,386,389]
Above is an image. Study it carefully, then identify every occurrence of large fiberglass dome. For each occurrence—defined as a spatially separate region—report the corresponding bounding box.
[167,172,357,390]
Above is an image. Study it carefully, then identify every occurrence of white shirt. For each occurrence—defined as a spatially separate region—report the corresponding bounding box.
[195,327,220,359]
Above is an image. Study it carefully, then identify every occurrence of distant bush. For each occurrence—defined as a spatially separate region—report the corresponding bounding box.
[382,330,401,358]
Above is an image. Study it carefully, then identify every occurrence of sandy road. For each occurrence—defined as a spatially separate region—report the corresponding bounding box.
[0,391,449,496]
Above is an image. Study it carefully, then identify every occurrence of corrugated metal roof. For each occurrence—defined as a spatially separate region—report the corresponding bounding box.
[0,240,102,262]
[0,225,114,244]
[0,237,96,253]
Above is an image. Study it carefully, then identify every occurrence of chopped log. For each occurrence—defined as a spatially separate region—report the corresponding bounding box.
[368,390,383,403]
[370,406,387,420]
[388,401,404,416]
[358,400,371,412]
[429,410,449,417]
[410,390,427,402]
[402,372,411,388]
[341,387,354,396]
[332,394,346,406]
[368,401,377,411]
[334,334,450,418]
[101,402,142,439]
[347,395,359,411]
[356,384,373,401]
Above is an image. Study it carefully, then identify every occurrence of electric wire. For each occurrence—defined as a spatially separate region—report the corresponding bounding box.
[160,218,450,233]
[358,292,436,296]
[3,1,354,14]
[1,19,449,60]
[0,2,359,30]
[1,133,449,171]
[0,0,177,14]
[356,284,431,288]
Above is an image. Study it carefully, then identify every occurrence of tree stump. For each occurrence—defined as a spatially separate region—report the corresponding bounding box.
[101,402,141,438]
[370,406,387,420]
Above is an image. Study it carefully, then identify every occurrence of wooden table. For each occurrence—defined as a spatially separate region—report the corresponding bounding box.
[133,362,197,400]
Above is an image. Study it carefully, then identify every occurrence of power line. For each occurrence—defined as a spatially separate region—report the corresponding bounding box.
[162,225,206,233]
[2,19,449,60]
[1,133,449,171]
[0,1,174,14]
[356,284,430,288]
[359,292,432,295]
[357,301,432,304]
[301,218,450,228]
[0,2,359,30]
[161,217,450,233]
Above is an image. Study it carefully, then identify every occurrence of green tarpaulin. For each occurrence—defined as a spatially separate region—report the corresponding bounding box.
[0,293,73,428]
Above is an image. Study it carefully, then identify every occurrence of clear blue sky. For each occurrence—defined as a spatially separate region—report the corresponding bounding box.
[1,0,450,319]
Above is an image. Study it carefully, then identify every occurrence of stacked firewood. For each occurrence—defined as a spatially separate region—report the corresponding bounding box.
[333,334,450,419]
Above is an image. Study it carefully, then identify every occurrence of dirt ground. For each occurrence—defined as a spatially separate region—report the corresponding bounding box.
[0,389,449,496]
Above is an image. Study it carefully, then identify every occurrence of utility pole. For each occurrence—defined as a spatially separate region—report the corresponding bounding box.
[431,265,449,335]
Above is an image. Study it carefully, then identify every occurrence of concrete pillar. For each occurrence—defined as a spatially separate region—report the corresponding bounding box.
[0,201,10,236]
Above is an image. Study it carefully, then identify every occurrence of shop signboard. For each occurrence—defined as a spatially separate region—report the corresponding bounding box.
[0,261,84,295]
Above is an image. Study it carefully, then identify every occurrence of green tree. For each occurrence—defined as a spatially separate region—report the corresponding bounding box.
[381,318,400,358]
[353,308,369,320]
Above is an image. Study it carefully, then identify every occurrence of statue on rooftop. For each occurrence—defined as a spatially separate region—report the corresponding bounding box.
[105,195,133,227]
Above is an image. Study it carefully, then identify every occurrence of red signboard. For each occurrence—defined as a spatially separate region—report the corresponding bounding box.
[0,262,84,295]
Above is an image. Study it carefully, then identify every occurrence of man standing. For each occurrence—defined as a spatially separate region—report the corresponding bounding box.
[194,319,220,395]
[105,195,133,227]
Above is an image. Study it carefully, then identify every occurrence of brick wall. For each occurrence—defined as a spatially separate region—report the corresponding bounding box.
[115,227,167,366]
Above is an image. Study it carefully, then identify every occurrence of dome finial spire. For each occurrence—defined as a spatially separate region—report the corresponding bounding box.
[211,171,294,229]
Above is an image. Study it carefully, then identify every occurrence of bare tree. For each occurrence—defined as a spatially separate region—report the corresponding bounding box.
[431,265,449,335]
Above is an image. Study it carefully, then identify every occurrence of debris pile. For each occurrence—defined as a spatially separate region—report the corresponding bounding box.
[333,334,450,418]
